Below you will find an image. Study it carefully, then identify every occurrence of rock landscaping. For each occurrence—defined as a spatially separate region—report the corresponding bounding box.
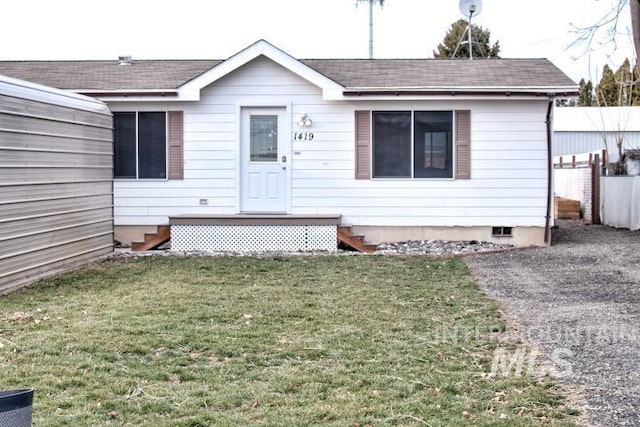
[113,238,513,258]
[375,239,513,255]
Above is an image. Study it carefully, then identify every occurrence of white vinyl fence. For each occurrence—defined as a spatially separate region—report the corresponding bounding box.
[600,176,640,230]
[554,168,593,223]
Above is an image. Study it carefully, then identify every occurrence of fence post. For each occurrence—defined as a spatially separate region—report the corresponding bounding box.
[592,154,601,225]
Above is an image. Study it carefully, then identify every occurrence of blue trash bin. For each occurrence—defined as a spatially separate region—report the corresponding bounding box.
[0,389,33,427]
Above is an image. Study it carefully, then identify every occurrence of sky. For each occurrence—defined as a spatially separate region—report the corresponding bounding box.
[1,0,635,83]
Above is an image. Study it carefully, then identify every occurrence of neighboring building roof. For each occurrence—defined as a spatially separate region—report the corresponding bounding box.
[0,74,110,115]
[555,107,640,132]
[0,40,577,101]
[553,107,640,162]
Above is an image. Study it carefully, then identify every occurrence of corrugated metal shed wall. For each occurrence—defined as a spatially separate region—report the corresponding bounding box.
[554,131,640,162]
[554,107,640,162]
[0,75,113,294]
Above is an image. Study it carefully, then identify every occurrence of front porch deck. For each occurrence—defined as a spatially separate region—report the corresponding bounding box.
[169,214,342,252]
[169,214,341,226]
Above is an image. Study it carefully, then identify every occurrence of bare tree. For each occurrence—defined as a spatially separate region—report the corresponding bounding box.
[571,1,640,175]
[631,0,640,61]
[568,0,630,58]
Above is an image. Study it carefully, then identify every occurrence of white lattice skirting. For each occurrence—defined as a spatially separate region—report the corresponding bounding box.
[171,224,337,252]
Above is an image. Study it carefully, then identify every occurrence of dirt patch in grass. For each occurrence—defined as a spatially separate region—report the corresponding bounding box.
[0,256,578,426]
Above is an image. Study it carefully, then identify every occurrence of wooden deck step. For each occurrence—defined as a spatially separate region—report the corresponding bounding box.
[131,225,171,251]
[337,226,377,253]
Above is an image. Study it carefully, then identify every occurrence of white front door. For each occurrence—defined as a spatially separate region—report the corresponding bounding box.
[240,107,289,213]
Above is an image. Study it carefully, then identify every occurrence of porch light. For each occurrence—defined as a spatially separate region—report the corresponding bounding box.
[297,113,312,127]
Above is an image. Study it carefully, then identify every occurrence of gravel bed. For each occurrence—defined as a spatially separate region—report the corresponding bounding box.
[465,222,640,427]
[113,239,513,258]
[376,239,512,255]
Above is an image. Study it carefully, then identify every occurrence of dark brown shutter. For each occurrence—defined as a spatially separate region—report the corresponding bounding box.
[355,110,371,179]
[455,110,471,180]
[168,111,184,180]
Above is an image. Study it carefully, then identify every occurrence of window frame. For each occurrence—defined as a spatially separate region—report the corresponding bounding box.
[113,110,169,181]
[371,110,455,180]
[492,226,513,237]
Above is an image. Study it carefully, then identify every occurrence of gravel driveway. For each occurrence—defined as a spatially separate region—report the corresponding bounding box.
[465,223,640,427]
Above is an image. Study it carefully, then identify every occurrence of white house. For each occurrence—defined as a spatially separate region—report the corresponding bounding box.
[0,40,577,249]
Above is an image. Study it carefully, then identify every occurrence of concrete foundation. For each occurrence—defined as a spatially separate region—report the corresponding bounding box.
[351,226,547,247]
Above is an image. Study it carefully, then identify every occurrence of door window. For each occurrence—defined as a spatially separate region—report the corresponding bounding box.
[250,115,278,162]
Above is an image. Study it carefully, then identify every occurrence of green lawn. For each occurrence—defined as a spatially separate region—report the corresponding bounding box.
[0,256,577,426]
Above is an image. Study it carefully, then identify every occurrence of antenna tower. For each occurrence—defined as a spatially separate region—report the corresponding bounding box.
[356,0,385,59]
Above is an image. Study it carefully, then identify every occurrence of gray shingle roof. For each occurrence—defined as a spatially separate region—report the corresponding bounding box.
[0,60,220,90]
[0,57,576,92]
[300,58,577,88]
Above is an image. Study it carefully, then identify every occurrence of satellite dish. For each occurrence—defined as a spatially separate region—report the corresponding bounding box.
[459,0,482,17]
[457,0,482,60]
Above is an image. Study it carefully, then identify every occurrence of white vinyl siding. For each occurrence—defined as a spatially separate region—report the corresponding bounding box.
[111,56,549,228]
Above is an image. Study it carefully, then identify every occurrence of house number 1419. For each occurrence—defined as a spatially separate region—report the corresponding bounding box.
[293,132,314,141]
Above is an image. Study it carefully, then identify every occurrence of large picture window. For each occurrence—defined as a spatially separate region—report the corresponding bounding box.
[372,111,453,179]
[113,112,167,179]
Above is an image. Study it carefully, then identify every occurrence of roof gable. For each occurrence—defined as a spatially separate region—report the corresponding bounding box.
[179,40,345,101]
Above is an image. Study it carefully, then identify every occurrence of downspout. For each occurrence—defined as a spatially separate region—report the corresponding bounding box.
[544,100,553,244]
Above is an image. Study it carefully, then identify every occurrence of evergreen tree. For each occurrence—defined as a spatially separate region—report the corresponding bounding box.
[614,58,634,105]
[434,19,500,59]
[595,64,617,106]
[578,78,594,106]
[632,61,640,105]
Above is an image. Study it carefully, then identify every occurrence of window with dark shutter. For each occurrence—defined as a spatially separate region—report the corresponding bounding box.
[354,108,471,181]
[355,110,371,179]
[113,111,184,180]
[455,110,471,180]
[168,111,184,180]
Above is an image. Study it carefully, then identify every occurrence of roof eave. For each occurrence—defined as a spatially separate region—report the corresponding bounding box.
[342,86,579,98]
[74,89,179,99]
